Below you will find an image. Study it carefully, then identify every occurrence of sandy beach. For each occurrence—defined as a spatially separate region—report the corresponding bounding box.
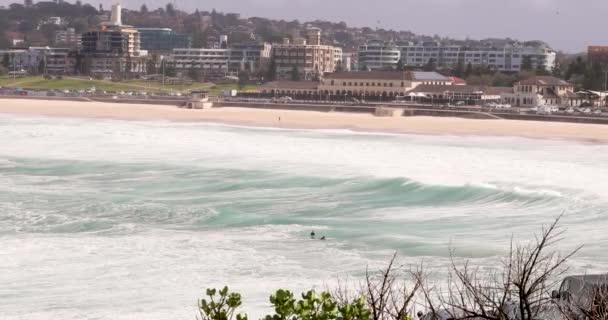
[1,98,608,142]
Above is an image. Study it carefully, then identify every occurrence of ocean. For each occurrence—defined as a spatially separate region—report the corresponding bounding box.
[1,114,607,320]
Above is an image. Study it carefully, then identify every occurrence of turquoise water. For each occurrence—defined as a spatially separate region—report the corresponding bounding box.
[1,114,608,319]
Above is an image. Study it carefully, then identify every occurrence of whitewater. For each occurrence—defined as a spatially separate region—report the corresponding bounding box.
[1,113,607,320]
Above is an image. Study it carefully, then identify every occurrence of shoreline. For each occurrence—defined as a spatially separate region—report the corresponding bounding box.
[1,98,608,143]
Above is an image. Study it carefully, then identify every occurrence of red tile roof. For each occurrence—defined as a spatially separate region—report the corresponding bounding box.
[517,76,572,86]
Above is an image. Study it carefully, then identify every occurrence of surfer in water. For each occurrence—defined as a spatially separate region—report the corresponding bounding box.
[310,231,316,239]
[320,236,326,241]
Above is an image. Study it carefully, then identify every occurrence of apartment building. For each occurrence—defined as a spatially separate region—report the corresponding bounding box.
[137,28,191,53]
[80,4,146,76]
[0,47,75,74]
[357,41,401,70]
[171,48,230,72]
[360,41,556,72]
[272,28,340,80]
[229,42,272,73]
[55,28,81,48]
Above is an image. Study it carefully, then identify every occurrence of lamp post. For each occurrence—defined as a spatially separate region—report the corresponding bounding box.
[160,56,165,93]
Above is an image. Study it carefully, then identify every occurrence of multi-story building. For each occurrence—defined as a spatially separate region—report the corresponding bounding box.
[171,48,230,77]
[55,28,81,48]
[0,47,75,74]
[81,3,146,76]
[272,28,340,80]
[137,28,191,53]
[365,41,557,72]
[501,76,580,107]
[357,40,401,70]
[171,36,272,77]
[228,42,272,73]
[588,46,608,65]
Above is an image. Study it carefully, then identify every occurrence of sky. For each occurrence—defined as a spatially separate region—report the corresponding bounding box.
[4,0,606,52]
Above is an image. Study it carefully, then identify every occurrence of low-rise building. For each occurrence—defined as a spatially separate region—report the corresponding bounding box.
[318,71,453,98]
[501,76,581,107]
[259,80,319,96]
[0,47,75,74]
[408,84,512,101]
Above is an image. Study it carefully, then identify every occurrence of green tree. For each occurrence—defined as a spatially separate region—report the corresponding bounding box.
[266,59,277,82]
[188,67,200,81]
[38,58,46,75]
[238,71,249,89]
[165,3,176,16]
[290,66,300,81]
[464,62,473,78]
[199,287,248,320]
[263,289,370,320]
[396,58,405,71]
[423,58,436,71]
[453,60,464,78]
[2,53,9,69]
[534,62,549,76]
[521,55,534,72]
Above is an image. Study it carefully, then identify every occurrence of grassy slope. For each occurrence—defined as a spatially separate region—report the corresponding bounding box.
[0,76,259,95]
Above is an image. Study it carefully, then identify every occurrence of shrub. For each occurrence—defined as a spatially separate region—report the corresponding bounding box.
[198,287,248,320]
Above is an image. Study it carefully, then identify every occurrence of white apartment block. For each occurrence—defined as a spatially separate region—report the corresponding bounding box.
[172,48,230,70]
[398,42,556,72]
[357,41,401,70]
[55,28,81,48]
[359,41,556,72]
[0,47,74,74]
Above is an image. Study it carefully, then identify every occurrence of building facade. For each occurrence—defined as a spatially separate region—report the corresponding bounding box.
[81,4,146,76]
[318,71,453,98]
[588,46,608,65]
[137,28,191,53]
[360,41,557,72]
[229,42,272,73]
[171,48,230,78]
[55,28,81,48]
[0,47,75,74]
[357,41,401,71]
[501,76,579,107]
[272,28,340,80]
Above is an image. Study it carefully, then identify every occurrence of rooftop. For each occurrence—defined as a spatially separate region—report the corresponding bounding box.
[517,76,572,87]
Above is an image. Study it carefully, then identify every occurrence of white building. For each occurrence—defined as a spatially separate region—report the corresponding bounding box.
[357,41,401,70]
[501,76,582,108]
[172,48,230,72]
[55,28,81,48]
[396,42,556,72]
[229,42,272,73]
[0,47,74,74]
